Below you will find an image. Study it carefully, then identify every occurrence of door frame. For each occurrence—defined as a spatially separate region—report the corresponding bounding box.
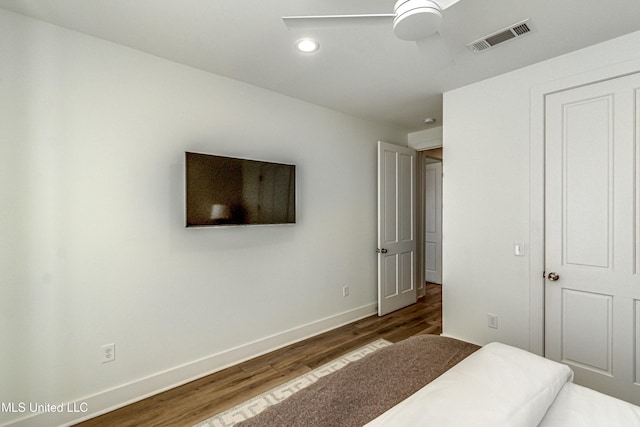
[415,149,444,297]
[529,59,640,356]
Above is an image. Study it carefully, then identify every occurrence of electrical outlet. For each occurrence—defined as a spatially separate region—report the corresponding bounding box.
[343,286,349,297]
[487,314,498,329]
[101,343,116,363]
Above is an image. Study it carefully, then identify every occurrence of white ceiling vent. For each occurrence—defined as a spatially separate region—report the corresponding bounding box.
[467,19,534,53]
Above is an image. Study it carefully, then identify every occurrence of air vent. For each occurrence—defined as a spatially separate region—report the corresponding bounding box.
[467,19,534,53]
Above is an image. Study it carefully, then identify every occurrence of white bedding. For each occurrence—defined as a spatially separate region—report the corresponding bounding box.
[539,382,640,426]
[365,342,640,427]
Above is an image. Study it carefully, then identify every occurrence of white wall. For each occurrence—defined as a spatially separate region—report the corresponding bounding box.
[0,10,406,426]
[442,29,640,350]
[408,126,442,150]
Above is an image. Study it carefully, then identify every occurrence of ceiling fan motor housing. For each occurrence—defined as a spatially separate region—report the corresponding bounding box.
[393,0,442,41]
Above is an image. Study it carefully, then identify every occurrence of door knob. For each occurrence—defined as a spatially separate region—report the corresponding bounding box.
[547,272,560,281]
[377,248,388,254]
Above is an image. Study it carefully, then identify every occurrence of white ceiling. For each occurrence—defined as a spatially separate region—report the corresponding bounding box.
[2,0,640,133]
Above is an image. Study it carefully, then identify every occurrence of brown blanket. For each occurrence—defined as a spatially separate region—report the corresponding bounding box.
[237,335,479,427]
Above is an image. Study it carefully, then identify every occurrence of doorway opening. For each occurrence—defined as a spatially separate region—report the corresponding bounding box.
[419,147,443,295]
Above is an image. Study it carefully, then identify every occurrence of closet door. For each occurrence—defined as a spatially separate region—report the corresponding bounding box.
[545,72,640,404]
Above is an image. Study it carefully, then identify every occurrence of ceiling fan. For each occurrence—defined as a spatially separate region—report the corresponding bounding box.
[282,0,463,67]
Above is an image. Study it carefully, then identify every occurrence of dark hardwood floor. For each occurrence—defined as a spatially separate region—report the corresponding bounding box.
[76,284,442,427]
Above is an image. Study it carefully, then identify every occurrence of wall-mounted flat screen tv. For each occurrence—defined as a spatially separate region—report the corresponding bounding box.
[185,152,296,227]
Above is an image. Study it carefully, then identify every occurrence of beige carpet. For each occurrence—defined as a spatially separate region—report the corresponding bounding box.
[194,339,392,427]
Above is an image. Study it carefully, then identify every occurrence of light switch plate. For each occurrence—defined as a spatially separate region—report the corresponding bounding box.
[488,314,498,329]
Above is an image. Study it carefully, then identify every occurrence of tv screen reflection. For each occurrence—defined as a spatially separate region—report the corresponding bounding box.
[185,152,296,227]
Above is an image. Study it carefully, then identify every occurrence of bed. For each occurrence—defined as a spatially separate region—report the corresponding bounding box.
[237,335,640,426]
[366,341,640,426]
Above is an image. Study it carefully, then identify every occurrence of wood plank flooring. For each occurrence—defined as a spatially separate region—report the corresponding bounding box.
[76,284,442,427]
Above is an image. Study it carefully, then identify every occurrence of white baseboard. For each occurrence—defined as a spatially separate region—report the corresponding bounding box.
[5,303,377,427]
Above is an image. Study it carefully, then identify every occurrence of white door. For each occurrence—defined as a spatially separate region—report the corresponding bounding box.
[377,141,417,316]
[425,162,442,284]
[545,73,640,404]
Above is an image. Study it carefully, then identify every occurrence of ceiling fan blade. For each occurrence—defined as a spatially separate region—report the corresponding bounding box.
[416,32,454,69]
[433,0,463,10]
[282,14,395,29]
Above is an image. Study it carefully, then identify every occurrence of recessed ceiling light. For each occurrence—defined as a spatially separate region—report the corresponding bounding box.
[296,38,320,53]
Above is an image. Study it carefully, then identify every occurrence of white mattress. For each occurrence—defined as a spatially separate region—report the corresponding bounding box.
[365,342,640,427]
